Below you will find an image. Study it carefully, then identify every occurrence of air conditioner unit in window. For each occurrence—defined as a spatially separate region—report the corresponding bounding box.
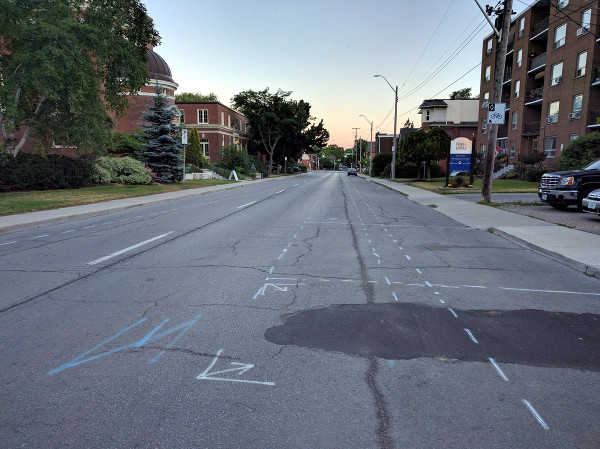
[568,111,581,119]
[552,76,562,85]
[577,26,589,36]
[546,115,558,124]
[576,68,585,77]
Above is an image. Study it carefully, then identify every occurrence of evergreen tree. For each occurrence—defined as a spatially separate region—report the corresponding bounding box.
[186,127,207,167]
[140,87,183,183]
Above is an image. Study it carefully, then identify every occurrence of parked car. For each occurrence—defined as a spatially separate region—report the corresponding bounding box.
[582,188,600,216]
[538,159,600,210]
[347,168,357,176]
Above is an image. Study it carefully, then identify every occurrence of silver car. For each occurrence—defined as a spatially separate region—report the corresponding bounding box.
[582,188,600,216]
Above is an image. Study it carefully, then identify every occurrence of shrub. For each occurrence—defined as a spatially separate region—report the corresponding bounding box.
[0,153,94,191]
[397,162,418,178]
[452,176,466,187]
[430,163,444,178]
[371,153,393,177]
[525,168,548,182]
[299,164,307,173]
[109,132,143,159]
[555,132,600,170]
[93,156,152,185]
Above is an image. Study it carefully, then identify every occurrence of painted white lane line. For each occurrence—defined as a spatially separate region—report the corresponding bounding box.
[276,190,285,194]
[342,279,355,283]
[82,225,95,229]
[489,358,509,381]
[405,255,411,261]
[393,240,397,243]
[61,230,75,234]
[253,286,265,300]
[434,292,440,295]
[462,285,486,289]
[385,277,391,285]
[320,279,330,282]
[134,215,144,219]
[269,266,275,274]
[103,221,114,225]
[448,308,458,318]
[377,259,381,265]
[522,399,549,430]
[373,252,380,258]
[294,183,299,186]
[398,246,403,250]
[87,232,174,265]
[282,248,288,253]
[119,218,129,222]
[392,292,399,302]
[425,281,432,287]
[368,239,372,244]
[416,269,422,274]
[30,234,49,240]
[464,328,479,344]
[392,281,403,285]
[367,281,378,284]
[293,234,297,239]
[372,247,376,252]
[0,241,17,246]
[439,299,446,304]
[237,201,257,209]
[501,287,600,297]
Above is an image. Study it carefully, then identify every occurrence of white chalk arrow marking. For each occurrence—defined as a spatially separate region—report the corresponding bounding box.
[197,349,275,386]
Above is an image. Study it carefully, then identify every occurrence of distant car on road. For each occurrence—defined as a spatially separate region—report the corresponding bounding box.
[582,188,600,217]
[347,168,357,176]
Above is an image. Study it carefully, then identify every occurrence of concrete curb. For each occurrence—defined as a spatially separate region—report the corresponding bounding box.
[0,176,282,235]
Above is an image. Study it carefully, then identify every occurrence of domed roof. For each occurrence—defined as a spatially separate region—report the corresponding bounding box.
[146,49,174,83]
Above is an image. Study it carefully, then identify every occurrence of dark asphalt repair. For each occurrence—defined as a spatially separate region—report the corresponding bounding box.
[265,303,600,371]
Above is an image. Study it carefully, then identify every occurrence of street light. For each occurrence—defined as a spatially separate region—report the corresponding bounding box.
[374,75,398,180]
[359,115,373,176]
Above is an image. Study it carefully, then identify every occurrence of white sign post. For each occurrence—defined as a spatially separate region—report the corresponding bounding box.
[487,103,506,124]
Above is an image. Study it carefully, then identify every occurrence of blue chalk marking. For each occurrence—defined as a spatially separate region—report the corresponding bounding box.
[388,360,395,367]
[48,314,202,375]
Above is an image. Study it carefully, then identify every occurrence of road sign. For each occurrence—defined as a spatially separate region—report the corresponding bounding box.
[487,103,506,124]
[181,129,188,145]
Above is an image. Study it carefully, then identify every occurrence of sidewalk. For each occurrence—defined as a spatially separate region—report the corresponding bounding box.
[0,177,278,234]
[363,176,600,278]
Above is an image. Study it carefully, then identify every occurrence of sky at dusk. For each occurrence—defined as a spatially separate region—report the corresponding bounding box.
[143,0,529,149]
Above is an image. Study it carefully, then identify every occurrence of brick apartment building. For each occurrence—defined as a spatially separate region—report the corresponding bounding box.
[478,0,600,166]
[175,102,250,164]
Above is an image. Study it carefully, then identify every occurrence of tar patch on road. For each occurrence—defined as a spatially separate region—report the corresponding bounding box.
[264,303,600,371]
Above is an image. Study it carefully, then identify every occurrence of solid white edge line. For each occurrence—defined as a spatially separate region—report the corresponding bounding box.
[392,292,399,301]
[489,358,509,381]
[522,399,549,430]
[463,328,479,344]
[237,201,257,209]
[448,308,458,318]
[500,287,600,297]
[0,241,17,246]
[87,232,174,265]
[276,190,285,194]
[30,234,49,240]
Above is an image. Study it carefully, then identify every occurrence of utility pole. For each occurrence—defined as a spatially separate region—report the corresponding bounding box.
[352,127,360,168]
[479,0,513,202]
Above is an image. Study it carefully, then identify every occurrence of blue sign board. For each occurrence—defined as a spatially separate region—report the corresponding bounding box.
[449,154,471,173]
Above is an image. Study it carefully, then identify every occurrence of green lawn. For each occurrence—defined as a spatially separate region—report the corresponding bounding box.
[403,177,538,194]
[0,179,235,216]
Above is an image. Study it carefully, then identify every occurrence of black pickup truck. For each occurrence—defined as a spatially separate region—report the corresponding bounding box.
[538,159,600,210]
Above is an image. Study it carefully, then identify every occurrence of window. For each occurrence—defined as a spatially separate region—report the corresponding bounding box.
[512,111,518,130]
[480,143,486,155]
[484,65,491,82]
[162,88,168,95]
[581,9,591,30]
[515,49,522,69]
[200,138,209,157]
[510,141,516,158]
[197,109,208,124]
[482,92,489,108]
[550,62,563,86]
[228,115,231,127]
[572,94,583,112]
[570,134,579,142]
[179,109,185,124]
[514,80,520,99]
[425,110,430,121]
[518,17,525,37]
[221,112,225,126]
[486,39,492,55]
[222,135,225,146]
[545,137,556,158]
[547,100,560,122]
[481,119,487,134]
[576,51,587,77]
[557,0,568,11]
[553,23,566,49]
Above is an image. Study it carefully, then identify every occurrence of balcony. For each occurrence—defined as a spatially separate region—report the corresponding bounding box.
[497,124,508,139]
[528,52,546,73]
[592,67,600,87]
[506,38,515,55]
[503,67,513,84]
[588,109,600,129]
[525,87,543,105]
[530,17,549,40]
[523,121,541,136]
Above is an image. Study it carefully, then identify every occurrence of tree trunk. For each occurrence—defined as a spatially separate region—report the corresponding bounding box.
[426,163,431,181]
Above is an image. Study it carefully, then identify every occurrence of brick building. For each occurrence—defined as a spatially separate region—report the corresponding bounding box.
[478,0,600,166]
[175,102,250,163]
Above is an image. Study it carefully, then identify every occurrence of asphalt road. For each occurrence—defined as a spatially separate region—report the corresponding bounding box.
[1,172,599,449]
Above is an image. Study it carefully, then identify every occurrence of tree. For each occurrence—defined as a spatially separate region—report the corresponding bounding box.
[555,132,600,170]
[449,87,473,99]
[399,129,427,179]
[186,127,208,168]
[175,92,219,103]
[422,127,450,181]
[140,87,183,183]
[0,0,159,156]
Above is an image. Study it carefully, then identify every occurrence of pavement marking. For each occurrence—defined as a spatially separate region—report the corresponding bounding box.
[277,253,285,260]
[197,349,275,386]
[276,189,285,194]
[30,234,49,240]
[462,285,486,289]
[372,247,376,252]
[319,279,330,282]
[253,287,265,299]
[134,215,144,218]
[464,328,479,344]
[103,221,114,225]
[293,234,298,239]
[61,230,75,234]
[368,239,372,244]
[119,218,129,222]
[434,292,440,295]
[405,255,411,260]
[368,281,378,284]
[407,283,425,286]
[87,232,174,265]
[287,242,292,248]
[489,358,509,381]
[294,183,299,186]
[378,259,381,265]
[82,225,95,229]
[342,279,355,283]
[282,248,288,253]
[392,281,403,284]
[416,269,422,274]
[385,277,391,285]
[237,201,257,209]
[392,292,399,302]
[300,225,304,230]
[425,281,432,287]
[398,246,403,250]
[267,277,296,280]
[439,299,446,304]
[500,287,600,297]
[372,252,380,258]
[448,308,458,318]
[393,240,397,243]
[0,241,17,246]
[384,228,388,232]
[522,399,549,430]
[269,266,275,274]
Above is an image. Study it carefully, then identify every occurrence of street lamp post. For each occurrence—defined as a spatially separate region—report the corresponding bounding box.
[374,75,398,180]
[359,115,373,176]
